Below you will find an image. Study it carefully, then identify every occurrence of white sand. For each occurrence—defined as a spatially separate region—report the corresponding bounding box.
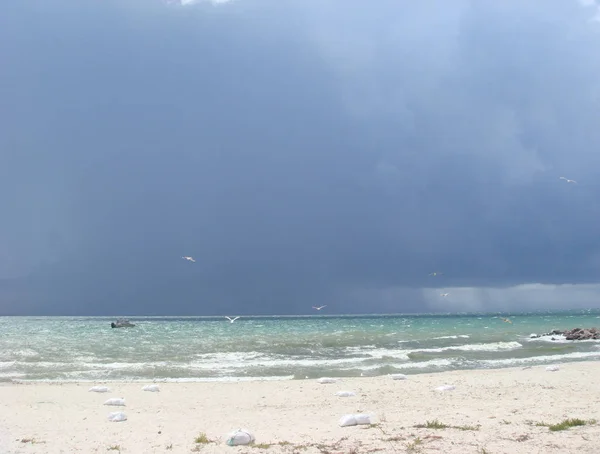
[1,361,599,453]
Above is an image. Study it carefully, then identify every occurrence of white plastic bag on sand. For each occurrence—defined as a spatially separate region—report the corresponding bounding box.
[355,414,371,425]
[89,386,109,393]
[226,428,254,446]
[104,398,126,406]
[339,414,371,427]
[435,385,455,392]
[546,365,560,372]
[142,384,160,392]
[335,391,356,397]
[108,412,127,422]
[317,377,337,384]
[339,415,357,427]
[391,373,407,380]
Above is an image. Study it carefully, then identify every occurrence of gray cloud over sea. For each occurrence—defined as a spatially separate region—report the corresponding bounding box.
[2,0,600,315]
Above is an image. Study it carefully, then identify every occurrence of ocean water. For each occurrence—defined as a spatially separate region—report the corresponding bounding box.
[1,310,599,383]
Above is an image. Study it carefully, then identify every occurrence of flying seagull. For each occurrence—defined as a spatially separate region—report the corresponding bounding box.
[501,318,512,324]
[312,305,327,311]
[182,256,196,263]
[429,272,443,276]
[440,293,449,297]
[559,177,577,184]
[225,316,240,323]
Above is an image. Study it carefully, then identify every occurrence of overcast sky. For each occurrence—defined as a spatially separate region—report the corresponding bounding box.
[2,0,600,315]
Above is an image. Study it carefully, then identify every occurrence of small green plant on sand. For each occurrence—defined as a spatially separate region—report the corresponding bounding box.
[405,437,423,453]
[548,418,594,432]
[414,420,480,431]
[366,423,381,429]
[194,433,211,444]
[417,420,448,429]
[525,420,548,427]
[528,418,595,431]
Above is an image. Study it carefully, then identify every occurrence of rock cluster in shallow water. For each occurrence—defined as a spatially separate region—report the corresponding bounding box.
[530,327,600,341]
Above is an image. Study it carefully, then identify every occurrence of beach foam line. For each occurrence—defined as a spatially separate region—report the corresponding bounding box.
[0,341,524,375]
[348,348,410,360]
[10,375,296,384]
[346,358,455,372]
[479,350,600,367]
[4,355,369,372]
[345,341,516,358]
[410,341,522,353]
[6,352,600,382]
[351,351,600,373]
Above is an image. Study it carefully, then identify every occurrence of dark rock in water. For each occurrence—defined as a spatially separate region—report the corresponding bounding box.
[560,328,600,341]
[536,328,600,341]
[565,327,600,340]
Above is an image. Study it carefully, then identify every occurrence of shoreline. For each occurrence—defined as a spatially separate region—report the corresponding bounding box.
[3,354,600,385]
[1,361,599,453]
[2,359,596,385]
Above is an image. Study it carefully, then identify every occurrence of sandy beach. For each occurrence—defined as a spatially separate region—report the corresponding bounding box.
[1,361,599,454]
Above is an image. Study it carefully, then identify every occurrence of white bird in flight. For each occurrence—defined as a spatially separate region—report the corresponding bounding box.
[225,316,240,323]
[559,177,577,184]
[182,256,196,263]
[312,305,327,311]
[440,293,449,297]
[429,272,443,276]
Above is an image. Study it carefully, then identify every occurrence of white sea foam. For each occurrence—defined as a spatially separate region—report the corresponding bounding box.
[0,372,26,379]
[349,358,455,372]
[393,358,454,370]
[412,341,522,353]
[188,356,364,370]
[526,334,600,344]
[13,375,295,383]
[10,349,39,358]
[432,335,470,340]
[352,348,410,360]
[479,351,600,367]
[4,342,521,377]
[346,346,377,352]
[8,357,364,374]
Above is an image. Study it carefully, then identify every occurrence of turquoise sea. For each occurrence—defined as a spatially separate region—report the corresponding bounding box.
[1,310,599,382]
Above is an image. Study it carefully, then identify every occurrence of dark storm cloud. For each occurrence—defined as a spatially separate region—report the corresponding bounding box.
[306,0,600,287]
[1,0,600,315]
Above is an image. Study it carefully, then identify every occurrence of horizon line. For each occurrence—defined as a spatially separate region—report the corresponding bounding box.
[1,308,598,318]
